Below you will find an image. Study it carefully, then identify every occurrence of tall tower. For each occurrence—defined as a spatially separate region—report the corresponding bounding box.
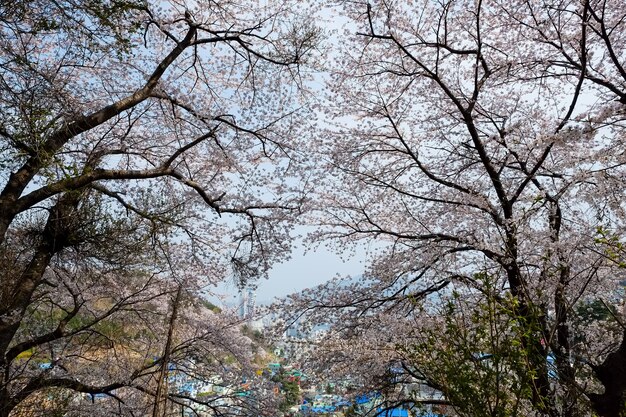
[238,287,256,320]
[246,288,256,318]
[238,291,247,319]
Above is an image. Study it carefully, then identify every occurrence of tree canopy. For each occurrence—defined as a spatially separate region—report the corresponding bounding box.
[281,1,626,416]
[0,0,318,415]
[4,0,626,417]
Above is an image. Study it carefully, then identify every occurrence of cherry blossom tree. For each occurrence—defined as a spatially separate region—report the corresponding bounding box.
[281,0,626,416]
[0,0,318,415]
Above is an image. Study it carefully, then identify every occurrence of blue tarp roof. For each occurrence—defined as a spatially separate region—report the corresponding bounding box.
[307,406,336,413]
[356,392,380,404]
[377,408,409,417]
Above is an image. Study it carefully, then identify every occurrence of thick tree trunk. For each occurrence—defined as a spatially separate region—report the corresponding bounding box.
[0,401,11,417]
[0,192,83,416]
[0,249,54,354]
[0,193,80,354]
[506,257,557,416]
[152,285,182,417]
[588,334,626,417]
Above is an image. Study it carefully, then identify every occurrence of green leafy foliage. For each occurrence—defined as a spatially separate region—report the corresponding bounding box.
[271,366,301,412]
[401,277,553,417]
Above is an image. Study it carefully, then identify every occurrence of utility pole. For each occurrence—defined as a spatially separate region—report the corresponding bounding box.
[153,285,183,417]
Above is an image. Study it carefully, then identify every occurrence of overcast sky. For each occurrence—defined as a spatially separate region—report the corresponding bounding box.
[259,245,365,303]
[213,236,368,306]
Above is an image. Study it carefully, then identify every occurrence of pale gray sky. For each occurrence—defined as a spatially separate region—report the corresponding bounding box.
[209,234,368,306]
[212,240,367,306]
[258,245,365,303]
